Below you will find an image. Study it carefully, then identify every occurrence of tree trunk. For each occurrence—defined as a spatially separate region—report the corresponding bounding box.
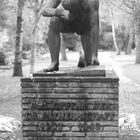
[135,1,140,64]
[110,8,120,55]
[135,33,140,63]
[124,33,129,54]
[30,1,39,74]
[126,27,133,54]
[61,34,67,61]
[30,0,43,74]
[30,30,36,74]
[13,0,24,77]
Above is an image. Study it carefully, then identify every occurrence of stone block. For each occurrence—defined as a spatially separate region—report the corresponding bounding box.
[21,66,119,140]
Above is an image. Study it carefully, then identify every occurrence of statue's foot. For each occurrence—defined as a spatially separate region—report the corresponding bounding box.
[77,57,85,68]
[43,63,59,72]
[78,50,85,68]
[92,57,100,65]
[92,60,100,65]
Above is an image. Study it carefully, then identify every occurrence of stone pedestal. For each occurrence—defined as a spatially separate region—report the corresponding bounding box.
[21,66,119,140]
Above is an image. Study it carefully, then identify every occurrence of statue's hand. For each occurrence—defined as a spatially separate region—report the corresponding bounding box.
[55,9,69,20]
[41,8,57,17]
[55,8,74,21]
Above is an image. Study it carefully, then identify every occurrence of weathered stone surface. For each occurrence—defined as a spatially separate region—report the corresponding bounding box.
[21,76,119,83]
[21,67,119,140]
[22,110,118,121]
[21,82,119,88]
[23,137,119,140]
[22,99,118,110]
[21,69,119,83]
[22,87,118,94]
[33,66,106,77]
[23,121,118,126]
[23,131,52,137]
[22,93,119,99]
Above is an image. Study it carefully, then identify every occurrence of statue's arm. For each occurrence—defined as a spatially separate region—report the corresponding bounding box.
[46,0,61,8]
[41,0,61,17]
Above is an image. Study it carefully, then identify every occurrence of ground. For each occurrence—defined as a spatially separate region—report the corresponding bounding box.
[0,50,140,139]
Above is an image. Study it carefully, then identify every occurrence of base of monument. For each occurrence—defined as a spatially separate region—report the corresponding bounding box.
[21,66,119,140]
[33,65,106,77]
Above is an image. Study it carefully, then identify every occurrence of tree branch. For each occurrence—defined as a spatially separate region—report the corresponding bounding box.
[110,1,134,16]
[38,0,44,11]
[122,0,133,10]
[28,0,36,13]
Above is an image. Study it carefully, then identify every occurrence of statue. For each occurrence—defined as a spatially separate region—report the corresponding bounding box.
[41,0,99,72]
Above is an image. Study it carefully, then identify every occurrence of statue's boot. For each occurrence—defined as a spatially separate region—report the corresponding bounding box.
[91,57,100,65]
[77,51,85,68]
[43,63,59,72]
[94,60,99,65]
[78,58,85,68]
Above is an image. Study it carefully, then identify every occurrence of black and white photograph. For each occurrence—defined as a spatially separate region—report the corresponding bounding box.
[0,0,140,139]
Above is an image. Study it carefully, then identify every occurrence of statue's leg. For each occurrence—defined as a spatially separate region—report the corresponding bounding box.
[89,0,100,65]
[77,49,85,68]
[44,17,61,72]
[81,33,92,66]
[44,17,75,72]
[81,30,99,66]
[81,0,99,66]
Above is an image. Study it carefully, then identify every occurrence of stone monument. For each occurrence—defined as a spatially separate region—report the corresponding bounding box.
[21,1,119,139]
[21,66,119,140]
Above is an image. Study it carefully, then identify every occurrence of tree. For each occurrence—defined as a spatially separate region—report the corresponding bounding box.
[109,0,140,62]
[127,25,134,54]
[119,0,136,54]
[61,34,68,61]
[6,0,18,52]
[0,0,8,28]
[120,0,140,63]
[27,0,45,74]
[104,0,121,54]
[135,0,140,63]
[13,0,25,76]
[110,7,121,55]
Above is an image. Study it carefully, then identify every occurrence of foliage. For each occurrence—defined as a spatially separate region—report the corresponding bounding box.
[0,0,9,28]
[62,33,79,51]
[1,0,140,64]
[0,51,6,65]
[116,25,128,51]
[99,32,114,50]
[13,0,25,77]
[99,21,113,50]
[0,116,21,140]
[0,0,18,52]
